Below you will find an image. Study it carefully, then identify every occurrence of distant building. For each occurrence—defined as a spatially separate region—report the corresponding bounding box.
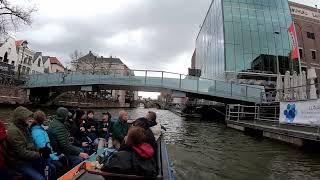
[0,37,18,66]
[75,51,130,75]
[49,57,65,73]
[73,51,135,107]
[16,40,35,76]
[32,52,45,74]
[289,2,320,75]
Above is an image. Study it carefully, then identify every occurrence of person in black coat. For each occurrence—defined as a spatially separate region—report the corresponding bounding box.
[83,110,98,141]
[132,117,157,152]
[102,126,157,178]
[97,112,112,140]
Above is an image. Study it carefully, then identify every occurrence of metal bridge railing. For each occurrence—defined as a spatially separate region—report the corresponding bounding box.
[25,69,266,103]
[226,104,320,134]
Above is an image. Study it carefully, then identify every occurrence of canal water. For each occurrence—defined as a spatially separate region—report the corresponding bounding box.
[1,106,320,180]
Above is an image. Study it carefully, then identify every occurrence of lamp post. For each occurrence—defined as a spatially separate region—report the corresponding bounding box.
[18,41,28,80]
[273,32,280,74]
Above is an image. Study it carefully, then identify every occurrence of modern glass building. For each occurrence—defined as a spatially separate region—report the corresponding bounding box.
[195,0,299,80]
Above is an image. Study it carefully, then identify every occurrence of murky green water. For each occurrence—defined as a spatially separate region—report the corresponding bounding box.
[1,106,320,180]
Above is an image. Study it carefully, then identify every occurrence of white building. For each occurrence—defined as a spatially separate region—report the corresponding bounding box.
[43,56,65,73]
[31,52,45,74]
[0,37,19,66]
[15,40,35,76]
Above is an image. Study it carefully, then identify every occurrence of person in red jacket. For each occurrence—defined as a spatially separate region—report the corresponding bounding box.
[0,120,11,180]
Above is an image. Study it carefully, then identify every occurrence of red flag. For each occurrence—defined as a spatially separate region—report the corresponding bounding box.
[288,22,299,60]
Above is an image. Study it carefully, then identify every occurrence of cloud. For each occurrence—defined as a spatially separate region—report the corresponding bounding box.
[13,0,313,74]
[14,0,211,74]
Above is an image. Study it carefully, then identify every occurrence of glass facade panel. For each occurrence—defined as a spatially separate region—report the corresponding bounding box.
[196,0,224,79]
[196,0,295,80]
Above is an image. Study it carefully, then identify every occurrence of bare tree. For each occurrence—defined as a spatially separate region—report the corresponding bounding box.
[0,0,37,39]
[85,56,98,74]
[70,50,83,71]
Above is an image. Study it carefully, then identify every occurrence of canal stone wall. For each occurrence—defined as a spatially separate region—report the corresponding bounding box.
[0,85,28,104]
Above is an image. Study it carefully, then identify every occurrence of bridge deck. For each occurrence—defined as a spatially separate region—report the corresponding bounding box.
[25,71,265,103]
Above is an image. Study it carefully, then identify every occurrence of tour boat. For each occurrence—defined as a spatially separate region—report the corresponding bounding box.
[58,135,174,180]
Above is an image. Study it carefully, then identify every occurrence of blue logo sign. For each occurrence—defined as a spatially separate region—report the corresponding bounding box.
[284,104,297,123]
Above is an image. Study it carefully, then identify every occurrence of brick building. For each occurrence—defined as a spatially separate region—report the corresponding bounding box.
[289,2,320,75]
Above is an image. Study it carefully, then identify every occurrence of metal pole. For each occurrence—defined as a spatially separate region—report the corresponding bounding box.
[179,74,182,88]
[273,34,280,74]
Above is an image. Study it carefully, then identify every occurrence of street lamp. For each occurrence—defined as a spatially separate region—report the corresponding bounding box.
[273,32,280,74]
[18,41,28,80]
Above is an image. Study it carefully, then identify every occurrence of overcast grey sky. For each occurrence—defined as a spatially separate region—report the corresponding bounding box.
[13,0,319,74]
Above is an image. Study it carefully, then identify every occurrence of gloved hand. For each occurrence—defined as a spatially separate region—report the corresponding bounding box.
[39,146,51,159]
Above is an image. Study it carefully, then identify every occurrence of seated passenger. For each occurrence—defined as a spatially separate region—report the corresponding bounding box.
[97,112,112,140]
[3,106,44,180]
[133,117,157,152]
[102,126,157,178]
[64,110,79,139]
[83,110,98,141]
[31,110,62,179]
[48,107,89,168]
[0,120,11,180]
[145,111,162,140]
[111,111,129,149]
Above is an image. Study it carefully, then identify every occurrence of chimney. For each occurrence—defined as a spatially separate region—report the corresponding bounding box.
[101,56,103,58]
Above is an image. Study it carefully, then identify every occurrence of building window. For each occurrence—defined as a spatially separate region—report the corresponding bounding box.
[299,48,303,59]
[311,50,316,60]
[38,59,41,67]
[307,32,315,39]
[0,57,2,62]
[11,61,14,65]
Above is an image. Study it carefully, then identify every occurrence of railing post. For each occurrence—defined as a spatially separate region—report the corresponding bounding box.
[145,70,147,85]
[246,85,248,97]
[70,72,73,84]
[161,71,164,86]
[179,74,182,88]
[214,80,217,92]
[46,74,49,85]
[231,82,233,97]
[237,105,240,122]
[197,78,199,92]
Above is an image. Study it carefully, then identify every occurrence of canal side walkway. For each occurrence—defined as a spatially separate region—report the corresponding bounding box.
[226,104,320,146]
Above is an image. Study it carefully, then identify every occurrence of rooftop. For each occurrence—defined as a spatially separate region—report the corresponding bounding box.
[78,51,124,64]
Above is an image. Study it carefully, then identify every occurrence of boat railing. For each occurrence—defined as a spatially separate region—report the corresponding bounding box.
[226,104,320,134]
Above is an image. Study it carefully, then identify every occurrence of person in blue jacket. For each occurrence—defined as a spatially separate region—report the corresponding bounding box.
[31,110,62,179]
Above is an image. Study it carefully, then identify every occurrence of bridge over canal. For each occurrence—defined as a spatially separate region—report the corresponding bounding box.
[24,70,266,104]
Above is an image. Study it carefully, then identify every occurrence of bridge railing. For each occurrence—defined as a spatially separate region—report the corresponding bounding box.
[26,69,266,103]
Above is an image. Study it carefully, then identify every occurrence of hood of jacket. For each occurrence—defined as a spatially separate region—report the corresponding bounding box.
[31,124,44,131]
[55,107,69,123]
[132,143,154,159]
[12,106,33,129]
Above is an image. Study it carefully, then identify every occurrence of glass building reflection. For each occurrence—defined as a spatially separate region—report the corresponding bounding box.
[195,0,299,80]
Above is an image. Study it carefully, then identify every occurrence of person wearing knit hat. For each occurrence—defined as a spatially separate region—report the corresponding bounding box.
[3,106,44,180]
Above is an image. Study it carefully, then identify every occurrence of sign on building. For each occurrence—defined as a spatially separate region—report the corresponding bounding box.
[290,6,320,21]
[280,100,320,126]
